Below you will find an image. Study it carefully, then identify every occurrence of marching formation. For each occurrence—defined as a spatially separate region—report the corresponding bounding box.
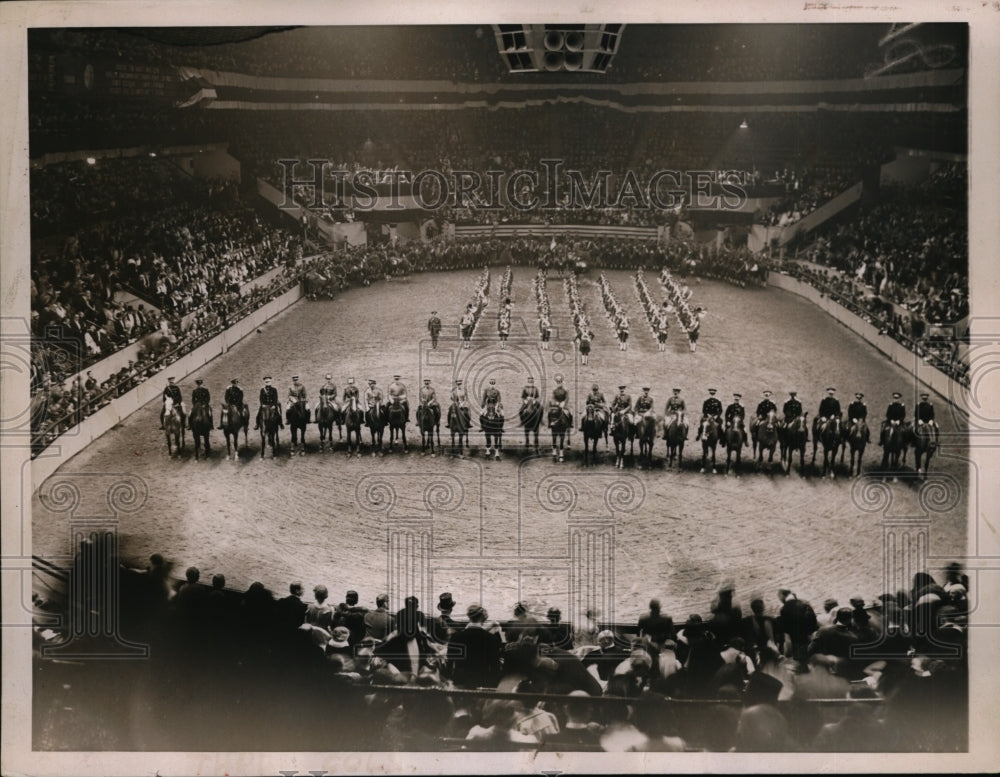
[497,266,513,349]
[564,274,595,365]
[659,268,705,352]
[532,269,553,351]
[597,273,631,351]
[633,269,671,351]
[160,372,941,477]
[459,267,491,348]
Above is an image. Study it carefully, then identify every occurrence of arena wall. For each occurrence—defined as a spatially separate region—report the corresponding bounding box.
[32,284,304,495]
[768,271,963,408]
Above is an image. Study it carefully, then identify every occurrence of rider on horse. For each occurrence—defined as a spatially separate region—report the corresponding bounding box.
[583,383,607,429]
[451,379,469,410]
[482,379,503,414]
[783,391,804,426]
[418,378,440,424]
[549,376,572,428]
[315,374,338,413]
[287,375,309,421]
[847,392,868,426]
[696,388,722,441]
[664,388,688,438]
[388,374,409,418]
[521,376,541,412]
[191,378,212,428]
[916,392,939,445]
[219,378,247,429]
[634,387,655,419]
[160,376,186,429]
[814,387,842,441]
[880,392,907,445]
[365,379,384,416]
[750,390,777,440]
[610,385,632,421]
[725,393,748,447]
[342,377,360,413]
[255,376,283,430]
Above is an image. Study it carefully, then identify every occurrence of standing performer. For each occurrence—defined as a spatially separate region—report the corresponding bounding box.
[427,310,442,350]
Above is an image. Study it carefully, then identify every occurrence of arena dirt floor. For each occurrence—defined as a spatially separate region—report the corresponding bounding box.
[32,268,969,623]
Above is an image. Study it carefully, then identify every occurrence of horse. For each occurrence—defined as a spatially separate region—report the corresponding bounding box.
[724,418,745,476]
[366,404,388,455]
[387,398,409,453]
[189,401,213,460]
[222,402,250,460]
[259,404,281,459]
[286,399,310,456]
[611,411,635,469]
[447,401,471,457]
[315,394,341,453]
[663,414,687,469]
[816,417,843,478]
[480,403,505,460]
[417,402,441,456]
[519,399,544,453]
[580,405,607,466]
[548,405,573,462]
[880,420,908,471]
[843,419,870,477]
[342,402,365,457]
[163,399,184,457]
[911,421,936,477]
[636,413,658,469]
[780,413,809,475]
[755,411,780,471]
[700,416,721,474]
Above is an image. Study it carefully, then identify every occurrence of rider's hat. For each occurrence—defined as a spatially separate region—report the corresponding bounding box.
[592,383,599,390]
[231,378,239,383]
[489,379,496,385]
[455,379,463,385]
[788,390,796,395]
[673,387,681,393]
[347,377,354,384]
[555,376,563,383]
[527,377,534,382]
[763,390,772,397]
[618,384,627,390]
[920,393,929,400]
[855,392,864,399]
[292,375,300,380]
[325,373,332,380]
[195,378,203,384]
[368,379,376,384]
[733,393,742,399]
[263,376,272,381]
[826,387,836,392]
[423,378,431,383]
[708,388,717,394]
[393,374,401,379]
[431,310,437,315]
[643,386,650,391]
[892,392,902,399]
[167,376,175,382]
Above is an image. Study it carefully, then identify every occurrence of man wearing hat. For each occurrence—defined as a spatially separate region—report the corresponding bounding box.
[427,310,442,349]
[584,383,608,429]
[450,378,469,411]
[725,393,748,447]
[916,392,939,445]
[315,373,338,415]
[521,376,540,413]
[342,377,360,413]
[847,392,868,426]
[255,376,282,430]
[160,376,185,429]
[696,388,722,441]
[548,375,572,428]
[783,391,804,430]
[220,378,246,430]
[815,387,842,440]
[540,606,573,649]
[418,378,440,428]
[481,378,502,414]
[428,592,459,644]
[880,392,907,445]
[610,384,632,418]
[287,374,308,416]
[84,370,97,393]
[364,379,383,417]
[387,373,409,419]
[634,386,655,419]
[664,388,688,439]
[190,378,212,429]
[750,390,777,445]
[446,603,503,689]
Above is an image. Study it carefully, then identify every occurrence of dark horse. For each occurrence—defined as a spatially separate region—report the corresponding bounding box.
[417,402,441,456]
[387,398,409,453]
[343,402,365,457]
[366,404,388,455]
[222,402,249,460]
[780,413,809,475]
[189,401,213,460]
[910,422,936,478]
[754,410,780,471]
[580,405,607,466]
[700,416,721,474]
[548,405,572,462]
[447,401,471,457]
[259,405,281,459]
[663,413,687,469]
[724,418,745,476]
[636,413,657,469]
[842,419,869,477]
[163,400,185,457]
[611,411,635,469]
[480,403,504,460]
[519,399,543,453]
[316,394,341,453]
[880,420,908,471]
[813,417,842,478]
[286,400,310,456]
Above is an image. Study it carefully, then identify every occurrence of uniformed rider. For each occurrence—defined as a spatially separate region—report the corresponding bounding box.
[387,373,409,418]
[190,378,212,428]
[418,378,440,424]
[725,393,748,447]
[549,376,572,427]
[342,377,360,413]
[365,379,384,416]
[915,392,939,445]
[219,378,246,429]
[634,386,655,418]
[847,392,868,425]
[584,383,607,427]
[664,388,688,438]
[315,373,338,414]
[482,378,502,413]
[610,385,632,419]
[880,391,907,445]
[255,376,283,430]
[161,376,186,429]
[696,388,723,441]
[815,386,842,439]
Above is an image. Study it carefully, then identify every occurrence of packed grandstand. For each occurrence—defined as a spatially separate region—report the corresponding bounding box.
[25,23,970,754]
